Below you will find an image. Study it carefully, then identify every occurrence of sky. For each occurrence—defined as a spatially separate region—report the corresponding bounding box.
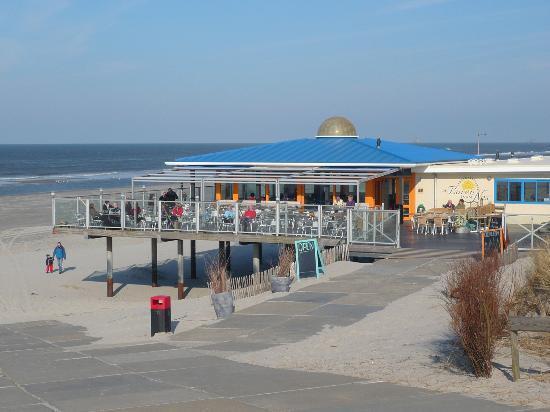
[0,0,549,144]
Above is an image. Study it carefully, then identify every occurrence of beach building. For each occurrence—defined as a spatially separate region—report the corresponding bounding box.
[52,116,550,297]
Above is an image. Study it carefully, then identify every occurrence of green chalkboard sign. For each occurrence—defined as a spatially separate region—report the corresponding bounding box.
[295,239,325,281]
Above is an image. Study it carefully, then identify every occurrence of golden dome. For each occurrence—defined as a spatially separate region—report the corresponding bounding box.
[316,116,358,138]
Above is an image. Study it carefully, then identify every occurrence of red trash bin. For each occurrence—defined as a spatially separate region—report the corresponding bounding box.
[150,295,171,336]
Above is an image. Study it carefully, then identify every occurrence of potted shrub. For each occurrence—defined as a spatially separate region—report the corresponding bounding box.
[271,247,294,293]
[207,257,234,318]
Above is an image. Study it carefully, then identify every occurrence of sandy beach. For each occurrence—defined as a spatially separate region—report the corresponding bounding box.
[0,190,359,345]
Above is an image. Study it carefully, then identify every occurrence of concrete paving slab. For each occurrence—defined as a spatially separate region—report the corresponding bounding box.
[242,381,517,412]
[0,349,121,385]
[0,386,40,408]
[193,340,276,353]
[121,355,229,373]
[144,360,359,397]
[299,281,374,294]
[117,398,268,411]
[1,404,54,412]
[271,291,346,304]
[238,301,320,315]
[204,314,291,330]
[81,343,177,357]
[247,316,341,344]
[25,373,211,412]
[0,375,14,387]
[171,327,251,342]
[331,293,398,306]
[305,303,384,319]
[96,348,204,366]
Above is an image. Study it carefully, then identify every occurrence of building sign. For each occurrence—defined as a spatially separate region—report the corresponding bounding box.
[445,178,489,204]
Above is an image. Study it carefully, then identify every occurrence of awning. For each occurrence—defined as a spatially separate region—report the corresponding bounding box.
[132,165,399,186]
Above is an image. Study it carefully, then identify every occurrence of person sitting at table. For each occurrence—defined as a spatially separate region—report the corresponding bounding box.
[333,196,345,207]
[102,200,111,212]
[89,203,100,220]
[416,203,426,213]
[346,194,356,207]
[443,199,455,209]
[223,205,235,221]
[111,202,120,213]
[171,203,184,218]
[248,192,256,201]
[456,199,466,210]
[241,206,257,230]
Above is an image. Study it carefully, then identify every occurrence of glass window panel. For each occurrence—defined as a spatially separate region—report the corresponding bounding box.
[523,182,536,202]
[509,182,522,202]
[280,184,297,201]
[537,182,550,202]
[496,181,508,202]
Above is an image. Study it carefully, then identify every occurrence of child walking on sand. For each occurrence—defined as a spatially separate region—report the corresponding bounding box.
[45,254,54,273]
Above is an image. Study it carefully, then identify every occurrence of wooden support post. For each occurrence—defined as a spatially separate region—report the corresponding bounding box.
[190,240,196,279]
[218,241,226,265]
[177,239,184,300]
[106,237,113,297]
[252,243,261,273]
[225,241,231,273]
[151,238,158,287]
[510,330,520,382]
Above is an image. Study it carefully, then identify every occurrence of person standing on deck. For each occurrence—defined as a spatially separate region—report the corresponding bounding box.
[53,242,66,274]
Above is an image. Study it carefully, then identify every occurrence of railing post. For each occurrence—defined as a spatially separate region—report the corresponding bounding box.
[346,208,351,244]
[195,201,200,233]
[85,199,90,229]
[317,205,322,238]
[234,202,239,234]
[373,210,377,245]
[99,188,103,209]
[158,201,162,232]
[275,201,280,236]
[503,213,507,241]
[395,211,400,248]
[51,192,56,227]
[121,194,126,230]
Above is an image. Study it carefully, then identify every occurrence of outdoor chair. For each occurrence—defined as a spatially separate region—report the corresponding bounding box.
[416,216,430,234]
[432,216,448,235]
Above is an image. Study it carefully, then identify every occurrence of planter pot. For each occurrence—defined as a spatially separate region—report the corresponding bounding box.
[271,276,292,293]
[455,226,470,234]
[212,291,234,319]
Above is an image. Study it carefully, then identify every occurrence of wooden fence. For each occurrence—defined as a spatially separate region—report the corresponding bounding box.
[209,244,349,300]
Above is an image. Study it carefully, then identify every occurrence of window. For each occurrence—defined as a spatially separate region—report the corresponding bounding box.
[537,182,550,202]
[524,182,536,202]
[495,179,550,203]
[496,181,508,202]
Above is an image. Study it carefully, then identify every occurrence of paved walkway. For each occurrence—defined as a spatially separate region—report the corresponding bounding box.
[1,258,548,411]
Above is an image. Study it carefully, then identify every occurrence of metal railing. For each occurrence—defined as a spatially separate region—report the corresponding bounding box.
[52,197,400,246]
[503,213,550,250]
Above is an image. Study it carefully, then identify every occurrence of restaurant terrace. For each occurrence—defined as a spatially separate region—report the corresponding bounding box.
[52,116,476,298]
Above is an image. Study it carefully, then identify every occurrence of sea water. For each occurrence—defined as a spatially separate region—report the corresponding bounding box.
[0,142,548,196]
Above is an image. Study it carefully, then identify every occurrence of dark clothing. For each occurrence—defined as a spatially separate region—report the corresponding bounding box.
[165,190,178,202]
[46,256,54,265]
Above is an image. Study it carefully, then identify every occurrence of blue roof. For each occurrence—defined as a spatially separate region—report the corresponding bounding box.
[174,137,472,165]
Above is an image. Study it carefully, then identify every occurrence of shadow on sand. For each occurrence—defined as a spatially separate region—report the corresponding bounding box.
[82,243,280,297]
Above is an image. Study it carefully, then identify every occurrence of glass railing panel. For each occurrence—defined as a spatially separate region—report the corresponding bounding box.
[238,202,277,234]
[321,205,347,239]
[54,198,85,227]
[278,204,320,237]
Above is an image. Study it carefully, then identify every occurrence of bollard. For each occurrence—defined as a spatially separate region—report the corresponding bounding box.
[150,295,171,336]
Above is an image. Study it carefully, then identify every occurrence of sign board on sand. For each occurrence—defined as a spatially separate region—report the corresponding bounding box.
[295,239,325,281]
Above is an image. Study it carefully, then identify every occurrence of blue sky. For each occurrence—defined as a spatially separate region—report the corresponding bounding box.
[0,0,549,144]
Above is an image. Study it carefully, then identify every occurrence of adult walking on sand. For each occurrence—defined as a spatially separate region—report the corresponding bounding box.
[53,242,66,274]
